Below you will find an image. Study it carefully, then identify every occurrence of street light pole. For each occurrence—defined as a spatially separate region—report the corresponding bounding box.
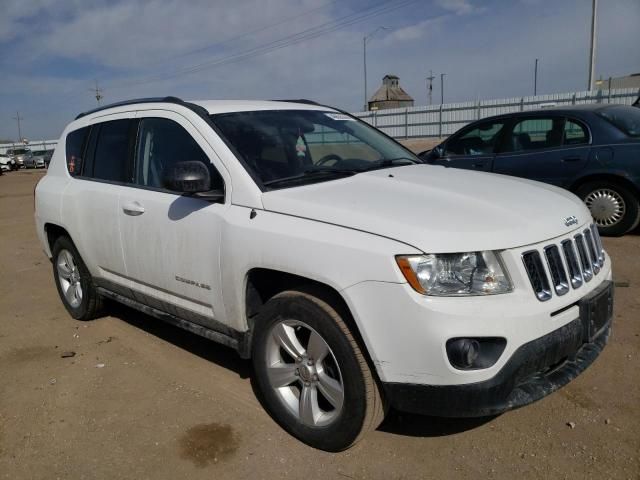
[534,58,539,96]
[363,26,389,111]
[588,0,597,90]
[440,73,446,105]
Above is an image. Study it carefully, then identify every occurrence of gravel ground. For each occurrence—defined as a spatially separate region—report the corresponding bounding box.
[0,169,638,480]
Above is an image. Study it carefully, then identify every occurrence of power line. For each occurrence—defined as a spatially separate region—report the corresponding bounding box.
[106,0,418,90]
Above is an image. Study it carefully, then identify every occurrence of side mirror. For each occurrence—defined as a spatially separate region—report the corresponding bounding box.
[163,161,224,202]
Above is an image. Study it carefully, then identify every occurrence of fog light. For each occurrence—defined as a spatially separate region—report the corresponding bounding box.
[446,337,507,370]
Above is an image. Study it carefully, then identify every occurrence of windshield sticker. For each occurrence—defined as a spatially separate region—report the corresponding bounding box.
[295,135,307,157]
[324,112,355,121]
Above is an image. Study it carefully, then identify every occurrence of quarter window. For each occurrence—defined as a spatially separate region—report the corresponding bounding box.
[445,121,505,156]
[65,127,89,176]
[564,119,589,145]
[134,118,222,191]
[505,117,564,152]
[92,120,132,182]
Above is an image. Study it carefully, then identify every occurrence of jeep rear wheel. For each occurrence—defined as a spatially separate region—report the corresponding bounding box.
[252,290,385,451]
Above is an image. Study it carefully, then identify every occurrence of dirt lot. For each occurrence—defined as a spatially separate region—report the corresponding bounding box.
[1,170,638,480]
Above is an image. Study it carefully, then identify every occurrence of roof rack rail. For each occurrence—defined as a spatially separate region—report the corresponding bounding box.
[75,96,185,120]
[272,99,321,105]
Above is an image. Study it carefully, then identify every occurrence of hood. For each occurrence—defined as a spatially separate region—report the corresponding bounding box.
[260,165,591,253]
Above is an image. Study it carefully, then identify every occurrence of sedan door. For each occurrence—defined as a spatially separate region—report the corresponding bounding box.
[430,119,507,172]
[492,116,591,187]
[118,112,229,329]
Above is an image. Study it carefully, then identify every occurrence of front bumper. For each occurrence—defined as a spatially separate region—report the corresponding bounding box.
[382,279,611,416]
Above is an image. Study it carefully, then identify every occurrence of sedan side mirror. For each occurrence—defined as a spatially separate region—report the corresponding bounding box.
[163,161,224,202]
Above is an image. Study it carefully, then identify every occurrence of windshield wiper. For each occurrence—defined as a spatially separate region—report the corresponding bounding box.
[263,168,359,188]
[361,157,419,171]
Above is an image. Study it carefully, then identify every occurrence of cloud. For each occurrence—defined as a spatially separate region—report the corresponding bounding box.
[435,0,475,15]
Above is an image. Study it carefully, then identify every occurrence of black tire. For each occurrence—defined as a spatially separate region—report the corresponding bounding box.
[576,180,640,236]
[51,236,104,320]
[252,289,385,451]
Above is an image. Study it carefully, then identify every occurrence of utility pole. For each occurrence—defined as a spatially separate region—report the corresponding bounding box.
[12,111,23,142]
[534,58,539,96]
[440,73,446,105]
[426,70,435,105]
[588,0,597,90]
[90,80,104,104]
[363,26,389,111]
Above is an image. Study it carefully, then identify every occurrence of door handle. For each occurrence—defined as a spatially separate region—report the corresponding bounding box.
[122,201,145,216]
[562,156,581,162]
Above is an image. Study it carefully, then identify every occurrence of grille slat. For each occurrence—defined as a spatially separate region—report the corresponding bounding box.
[544,245,569,296]
[522,251,552,301]
[574,233,593,283]
[583,229,600,275]
[590,224,605,268]
[561,239,583,289]
[523,224,603,301]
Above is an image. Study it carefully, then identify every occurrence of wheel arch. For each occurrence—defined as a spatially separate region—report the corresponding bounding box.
[44,223,72,253]
[570,173,640,198]
[242,268,377,375]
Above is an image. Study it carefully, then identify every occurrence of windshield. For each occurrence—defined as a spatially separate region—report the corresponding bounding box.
[9,149,29,155]
[210,109,418,188]
[597,106,640,137]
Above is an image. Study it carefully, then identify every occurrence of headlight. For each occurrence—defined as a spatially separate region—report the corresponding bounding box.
[396,251,512,296]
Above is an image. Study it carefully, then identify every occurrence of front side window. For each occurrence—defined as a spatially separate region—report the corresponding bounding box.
[445,120,506,156]
[134,117,223,191]
[504,117,565,152]
[211,110,417,189]
[65,127,89,176]
[92,120,131,182]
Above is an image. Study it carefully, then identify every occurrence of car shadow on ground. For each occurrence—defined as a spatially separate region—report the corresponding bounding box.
[105,301,497,439]
[379,410,496,437]
[107,301,253,379]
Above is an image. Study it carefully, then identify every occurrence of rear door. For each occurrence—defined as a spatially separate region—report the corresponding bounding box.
[492,116,591,187]
[61,116,134,284]
[434,118,507,172]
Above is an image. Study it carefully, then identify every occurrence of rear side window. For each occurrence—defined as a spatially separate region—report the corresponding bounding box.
[597,106,640,137]
[92,120,131,182]
[65,127,89,176]
[504,117,564,152]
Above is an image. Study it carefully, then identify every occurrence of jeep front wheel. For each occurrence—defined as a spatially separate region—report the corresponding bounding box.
[252,290,385,451]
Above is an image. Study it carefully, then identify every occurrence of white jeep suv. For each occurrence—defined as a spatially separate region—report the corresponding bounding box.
[35,97,613,451]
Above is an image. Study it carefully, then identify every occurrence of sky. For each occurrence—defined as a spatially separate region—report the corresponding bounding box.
[0,0,638,141]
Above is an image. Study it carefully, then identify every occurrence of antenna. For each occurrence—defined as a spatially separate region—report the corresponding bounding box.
[12,111,24,142]
[90,80,104,104]
[426,70,435,105]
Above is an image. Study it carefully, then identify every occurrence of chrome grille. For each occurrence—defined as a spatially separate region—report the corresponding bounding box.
[522,224,605,301]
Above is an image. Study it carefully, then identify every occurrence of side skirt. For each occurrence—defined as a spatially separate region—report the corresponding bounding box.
[96,287,251,358]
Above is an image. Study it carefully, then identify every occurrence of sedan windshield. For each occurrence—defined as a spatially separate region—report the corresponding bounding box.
[597,106,640,137]
[210,109,418,188]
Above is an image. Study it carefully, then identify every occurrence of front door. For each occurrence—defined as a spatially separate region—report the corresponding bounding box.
[118,112,229,328]
[433,118,507,172]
